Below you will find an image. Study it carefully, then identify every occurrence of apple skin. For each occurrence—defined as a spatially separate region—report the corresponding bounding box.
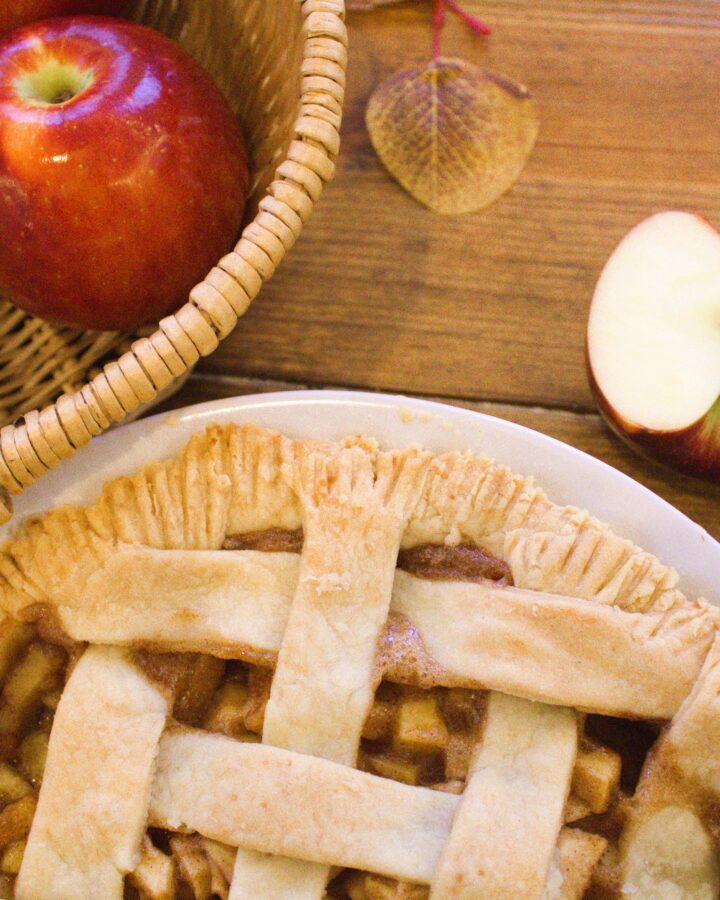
[587,350,720,481]
[0,17,248,330]
[0,1,133,35]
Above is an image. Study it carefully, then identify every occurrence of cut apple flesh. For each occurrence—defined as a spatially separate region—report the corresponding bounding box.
[588,211,720,432]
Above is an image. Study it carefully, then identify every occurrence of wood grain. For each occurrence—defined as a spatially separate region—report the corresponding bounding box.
[160,374,720,540]
[201,0,720,411]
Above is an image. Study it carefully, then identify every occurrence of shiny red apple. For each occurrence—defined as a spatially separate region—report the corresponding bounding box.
[0,17,248,330]
[0,1,133,35]
[587,211,720,479]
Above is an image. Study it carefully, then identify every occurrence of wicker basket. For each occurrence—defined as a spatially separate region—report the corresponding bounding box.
[0,0,347,524]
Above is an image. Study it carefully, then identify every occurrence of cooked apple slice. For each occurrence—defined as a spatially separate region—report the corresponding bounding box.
[587,211,720,478]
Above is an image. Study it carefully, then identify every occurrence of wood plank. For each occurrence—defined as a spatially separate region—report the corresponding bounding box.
[201,1,720,410]
[158,374,720,541]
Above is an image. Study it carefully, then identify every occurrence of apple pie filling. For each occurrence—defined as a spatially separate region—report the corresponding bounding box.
[0,533,647,899]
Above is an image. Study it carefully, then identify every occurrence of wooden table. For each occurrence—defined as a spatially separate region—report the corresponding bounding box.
[166,0,720,539]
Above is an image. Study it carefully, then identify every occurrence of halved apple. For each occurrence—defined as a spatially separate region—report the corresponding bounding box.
[587,211,720,479]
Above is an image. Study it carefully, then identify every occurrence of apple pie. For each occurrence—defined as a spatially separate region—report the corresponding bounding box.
[0,422,716,898]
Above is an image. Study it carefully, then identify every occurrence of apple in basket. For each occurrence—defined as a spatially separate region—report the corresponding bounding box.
[0,16,248,330]
[587,211,720,478]
[0,1,133,35]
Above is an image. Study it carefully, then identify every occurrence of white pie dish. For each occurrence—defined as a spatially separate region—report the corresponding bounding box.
[2,389,718,605]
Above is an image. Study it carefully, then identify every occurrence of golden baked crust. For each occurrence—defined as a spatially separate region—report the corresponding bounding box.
[0,422,715,899]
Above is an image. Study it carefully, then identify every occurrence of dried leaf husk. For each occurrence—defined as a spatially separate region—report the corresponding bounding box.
[366,57,539,214]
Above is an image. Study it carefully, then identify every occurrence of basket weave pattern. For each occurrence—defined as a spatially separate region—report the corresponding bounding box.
[0,0,346,524]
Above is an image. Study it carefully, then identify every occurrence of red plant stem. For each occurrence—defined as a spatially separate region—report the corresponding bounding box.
[432,0,446,59]
[444,0,492,36]
[432,0,492,56]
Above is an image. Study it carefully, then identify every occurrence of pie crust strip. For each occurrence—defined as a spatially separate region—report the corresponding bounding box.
[16,646,169,900]
[391,571,708,719]
[230,446,429,897]
[430,693,578,899]
[620,635,720,898]
[149,727,460,884]
[47,547,711,719]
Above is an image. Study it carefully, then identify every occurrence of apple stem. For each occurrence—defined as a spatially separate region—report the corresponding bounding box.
[432,0,491,58]
[51,89,75,105]
[432,0,445,58]
[445,0,492,35]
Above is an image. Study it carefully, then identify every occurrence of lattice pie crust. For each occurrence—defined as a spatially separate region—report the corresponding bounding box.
[0,423,715,898]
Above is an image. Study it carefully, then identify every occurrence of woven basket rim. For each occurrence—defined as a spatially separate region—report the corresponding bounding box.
[0,0,347,525]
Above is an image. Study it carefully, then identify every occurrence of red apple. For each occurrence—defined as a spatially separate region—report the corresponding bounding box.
[587,211,720,479]
[0,17,248,330]
[0,1,133,35]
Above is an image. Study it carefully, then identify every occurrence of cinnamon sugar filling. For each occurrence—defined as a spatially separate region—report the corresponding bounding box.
[396,543,513,585]
[223,529,513,586]
[221,528,304,553]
